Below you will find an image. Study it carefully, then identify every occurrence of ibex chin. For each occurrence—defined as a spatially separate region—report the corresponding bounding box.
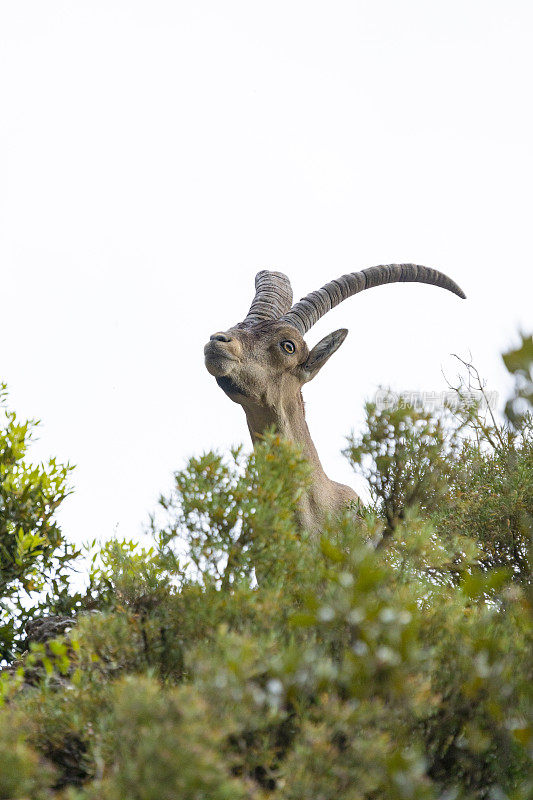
[204,265,465,533]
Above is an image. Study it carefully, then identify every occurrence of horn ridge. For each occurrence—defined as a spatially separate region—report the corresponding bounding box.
[280,263,466,334]
[241,270,293,326]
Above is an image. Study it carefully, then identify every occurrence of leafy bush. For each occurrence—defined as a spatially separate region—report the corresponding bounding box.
[0,337,531,799]
[0,384,79,663]
[0,710,55,800]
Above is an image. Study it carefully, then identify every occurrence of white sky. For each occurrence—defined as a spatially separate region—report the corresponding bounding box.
[1,1,532,548]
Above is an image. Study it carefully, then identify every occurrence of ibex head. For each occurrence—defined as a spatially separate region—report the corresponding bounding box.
[204,265,465,414]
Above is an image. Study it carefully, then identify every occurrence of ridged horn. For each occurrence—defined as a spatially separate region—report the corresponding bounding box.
[280,263,466,334]
[241,270,293,326]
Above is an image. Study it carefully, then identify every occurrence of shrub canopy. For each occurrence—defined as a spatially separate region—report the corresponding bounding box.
[0,337,531,799]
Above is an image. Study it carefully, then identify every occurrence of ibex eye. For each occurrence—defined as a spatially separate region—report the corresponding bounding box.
[281,340,295,354]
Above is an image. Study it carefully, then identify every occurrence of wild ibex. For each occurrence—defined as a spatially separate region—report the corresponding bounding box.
[204,265,465,533]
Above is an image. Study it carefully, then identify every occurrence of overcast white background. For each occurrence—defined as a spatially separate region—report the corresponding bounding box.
[1,1,531,548]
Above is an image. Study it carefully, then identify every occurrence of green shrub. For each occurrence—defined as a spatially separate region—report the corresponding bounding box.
[0,384,79,662]
[0,338,531,799]
[0,710,55,799]
[84,676,247,800]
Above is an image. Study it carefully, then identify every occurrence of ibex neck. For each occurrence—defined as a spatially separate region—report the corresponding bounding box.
[242,393,357,533]
[243,394,326,475]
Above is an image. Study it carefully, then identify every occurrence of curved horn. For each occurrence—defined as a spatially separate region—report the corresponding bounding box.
[280,263,466,334]
[241,270,293,326]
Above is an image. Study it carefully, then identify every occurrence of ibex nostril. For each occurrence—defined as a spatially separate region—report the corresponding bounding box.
[210,333,231,343]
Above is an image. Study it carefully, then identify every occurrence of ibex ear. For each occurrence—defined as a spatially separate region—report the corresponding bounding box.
[300,329,348,383]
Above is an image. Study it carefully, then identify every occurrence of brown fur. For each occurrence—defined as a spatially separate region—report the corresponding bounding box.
[204,321,357,533]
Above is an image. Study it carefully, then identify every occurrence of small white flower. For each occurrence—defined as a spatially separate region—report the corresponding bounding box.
[267,678,284,696]
[347,607,364,624]
[318,605,335,622]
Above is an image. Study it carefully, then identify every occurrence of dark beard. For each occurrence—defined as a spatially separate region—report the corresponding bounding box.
[215,375,246,397]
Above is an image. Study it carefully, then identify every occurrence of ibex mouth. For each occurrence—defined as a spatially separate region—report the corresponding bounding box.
[204,342,237,377]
